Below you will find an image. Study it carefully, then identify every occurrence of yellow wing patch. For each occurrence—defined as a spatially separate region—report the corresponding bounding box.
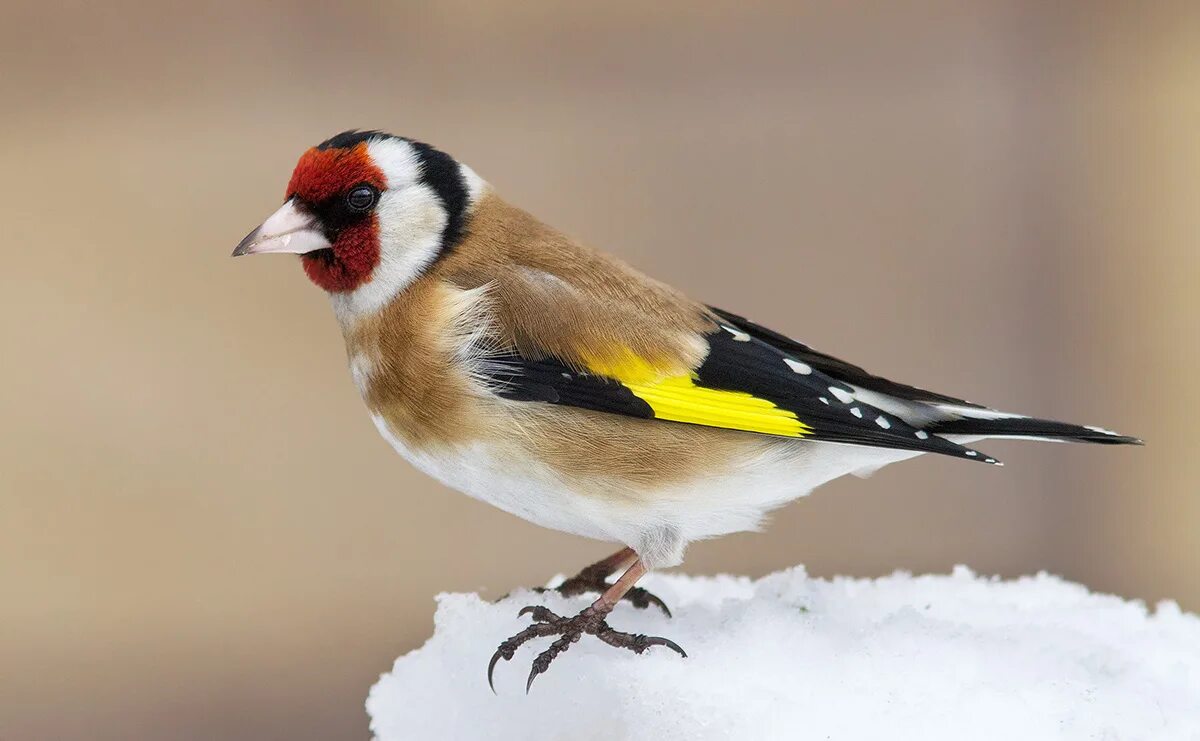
[582,349,813,438]
[580,348,685,384]
[627,375,812,437]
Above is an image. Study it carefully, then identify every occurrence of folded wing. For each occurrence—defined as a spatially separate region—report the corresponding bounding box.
[473,270,1004,464]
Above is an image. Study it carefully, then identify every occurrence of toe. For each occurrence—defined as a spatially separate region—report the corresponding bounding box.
[625,587,673,617]
[593,624,688,658]
[526,634,575,693]
[554,576,606,599]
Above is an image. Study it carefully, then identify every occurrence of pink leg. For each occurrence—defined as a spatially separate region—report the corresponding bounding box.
[544,547,671,616]
[590,558,647,611]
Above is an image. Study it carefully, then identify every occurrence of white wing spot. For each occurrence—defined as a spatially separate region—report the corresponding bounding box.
[722,325,752,342]
[784,358,813,375]
[561,372,573,379]
[819,397,830,405]
[850,407,863,418]
[915,430,929,440]
[966,450,978,457]
[875,416,891,429]
[935,403,1027,421]
[829,387,855,404]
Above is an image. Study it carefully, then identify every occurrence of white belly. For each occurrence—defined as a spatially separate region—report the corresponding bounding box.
[369,411,918,569]
[368,413,617,541]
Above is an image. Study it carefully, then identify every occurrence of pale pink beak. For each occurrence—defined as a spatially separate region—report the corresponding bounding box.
[232,199,332,257]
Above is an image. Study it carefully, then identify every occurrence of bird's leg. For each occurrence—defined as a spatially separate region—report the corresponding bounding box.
[489,558,686,692]
[558,547,638,591]
[537,546,672,616]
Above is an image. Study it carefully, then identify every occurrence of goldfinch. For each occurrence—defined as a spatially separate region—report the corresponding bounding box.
[233,130,1140,691]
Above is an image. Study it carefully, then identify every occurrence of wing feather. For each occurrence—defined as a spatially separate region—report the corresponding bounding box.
[485,324,1001,465]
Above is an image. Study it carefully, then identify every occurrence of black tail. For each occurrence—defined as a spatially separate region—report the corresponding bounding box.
[927,416,1143,445]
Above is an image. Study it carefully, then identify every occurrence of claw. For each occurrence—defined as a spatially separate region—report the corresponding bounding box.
[487,650,503,694]
[626,632,686,658]
[518,605,561,623]
[656,636,687,657]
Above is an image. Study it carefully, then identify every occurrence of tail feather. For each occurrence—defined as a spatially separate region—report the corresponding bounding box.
[927,416,1143,445]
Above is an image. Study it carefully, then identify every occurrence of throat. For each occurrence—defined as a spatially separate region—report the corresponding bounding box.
[301,248,374,293]
[301,219,381,293]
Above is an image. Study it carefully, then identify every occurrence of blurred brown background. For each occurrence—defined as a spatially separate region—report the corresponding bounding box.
[1,1,1196,739]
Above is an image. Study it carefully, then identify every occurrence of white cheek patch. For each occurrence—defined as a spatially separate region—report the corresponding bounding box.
[375,184,446,269]
[366,138,422,190]
[331,183,447,323]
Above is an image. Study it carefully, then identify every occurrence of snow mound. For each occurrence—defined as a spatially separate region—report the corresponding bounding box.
[368,566,1200,740]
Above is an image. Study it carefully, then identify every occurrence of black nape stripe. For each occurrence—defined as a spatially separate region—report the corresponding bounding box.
[407,139,469,253]
[314,130,470,254]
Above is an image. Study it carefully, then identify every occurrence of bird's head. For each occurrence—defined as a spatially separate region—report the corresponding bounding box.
[234,130,482,313]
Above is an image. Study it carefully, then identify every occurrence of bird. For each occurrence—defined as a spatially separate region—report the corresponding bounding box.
[232,130,1141,692]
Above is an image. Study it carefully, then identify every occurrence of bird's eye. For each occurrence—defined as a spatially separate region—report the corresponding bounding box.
[345,185,378,213]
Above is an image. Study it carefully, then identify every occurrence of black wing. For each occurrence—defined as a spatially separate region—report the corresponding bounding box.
[711,307,1142,446]
[709,307,981,407]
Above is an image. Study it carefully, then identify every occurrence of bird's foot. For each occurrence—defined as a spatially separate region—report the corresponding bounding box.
[536,569,672,617]
[487,604,686,692]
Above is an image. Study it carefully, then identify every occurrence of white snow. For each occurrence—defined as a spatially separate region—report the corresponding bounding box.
[368,565,1200,741]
